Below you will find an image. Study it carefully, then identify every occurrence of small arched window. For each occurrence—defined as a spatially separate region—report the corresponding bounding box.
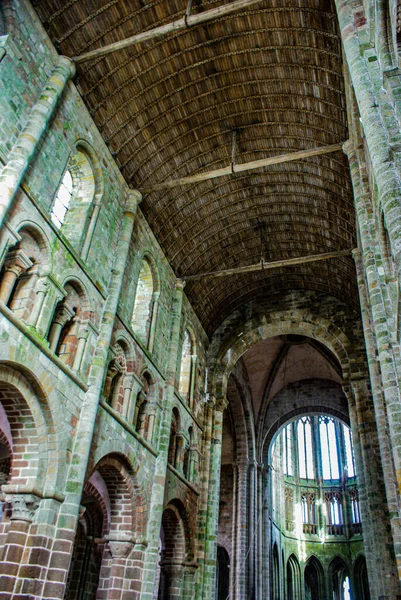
[51,170,73,229]
[51,147,97,253]
[132,258,155,347]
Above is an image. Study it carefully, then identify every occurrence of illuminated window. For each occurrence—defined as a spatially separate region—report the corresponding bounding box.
[51,170,73,228]
[343,424,356,477]
[282,423,293,476]
[319,416,339,480]
[298,417,314,479]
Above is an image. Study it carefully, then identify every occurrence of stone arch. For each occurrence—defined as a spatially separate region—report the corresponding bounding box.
[353,554,370,600]
[65,478,107,600]
[286,553,301,600]
[0,362,58,494]
[272,542,280,600]
[88,446,148,539]
[90,454,137,539]
[47,278,91,367]
[227,370,256,465]
[0,223,51,322]
[304,555,325,600]
[208,308,356,401]
[329,556,351,600]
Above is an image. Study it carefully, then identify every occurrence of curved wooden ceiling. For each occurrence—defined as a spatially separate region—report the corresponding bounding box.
[34,0,357,336]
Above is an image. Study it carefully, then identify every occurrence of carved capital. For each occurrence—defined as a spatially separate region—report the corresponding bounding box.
[4,249,33,275]
[6,493,40,522]
[53,302,75,326]
[125,189,142,214]
[107,539,135,559]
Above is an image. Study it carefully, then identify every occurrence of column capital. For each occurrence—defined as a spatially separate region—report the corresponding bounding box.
[215,395,228,412]
[125,189,142,214]
[342,139,355,158]
[5,492,40,523]
[4,248,33,274]
[56,55,76,78]
[176,278,186,291]
[107,539,135,559]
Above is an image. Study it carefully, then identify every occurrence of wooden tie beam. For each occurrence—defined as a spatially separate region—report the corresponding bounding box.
[182,249,352,282]
[73,0,265,63]
[142,142,345,192]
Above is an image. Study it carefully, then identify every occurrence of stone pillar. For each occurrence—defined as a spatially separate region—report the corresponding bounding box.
[97,538,137,600]
[175,433,186,475]
[0,249,33,305]
[0,56,75,227]
[28,277,49,328]
[163,564,184,600]
[234,462,248,600]
[72,327,89,372]
[200,396,227,599]
[344,381,400,599]
[47,302,75,352]
[189,355,197,409]
[81,194,102,261]
[0,492,40,598]
[46,190,142,598]
[140,280,186,600]
[194,399,214,598]
[336,0,401,275]
[148,291,160,354]
[182,563,197,600]
[345,142,401,581]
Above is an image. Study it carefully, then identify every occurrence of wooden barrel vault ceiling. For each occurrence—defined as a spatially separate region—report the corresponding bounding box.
[33,0,357,336]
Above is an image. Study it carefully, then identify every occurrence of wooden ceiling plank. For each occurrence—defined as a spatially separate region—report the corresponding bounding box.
[72,0,265,64]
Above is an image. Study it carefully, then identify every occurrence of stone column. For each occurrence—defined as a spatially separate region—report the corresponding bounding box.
[46,190,142,598]
[81,193,102,261]
[28,277,49,328]
[234,462,248,600]
[140,280,186,600]
[0,249,33,305]
[200,396,227,599]
[72,327,89,372]
[344,381,400,599]
[194,399,214,598]
[0,492,40,598]
[97,538,136,600]
[0,56,75,227]
[175,433,186,475]
[346,142,401,581]
[336,0,401,275]
[189,355,197,409]
[47,302,75,352]
[163,564,184,600]
[148,291,160,354]
[182,563,197,600]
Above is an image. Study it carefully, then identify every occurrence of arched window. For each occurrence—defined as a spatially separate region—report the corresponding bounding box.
[282,423,293,476]
[319,416,340,480]
[298,417,314,479]
[51,170,73,229]
[51,146,97,253]
[131,258,155,346]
